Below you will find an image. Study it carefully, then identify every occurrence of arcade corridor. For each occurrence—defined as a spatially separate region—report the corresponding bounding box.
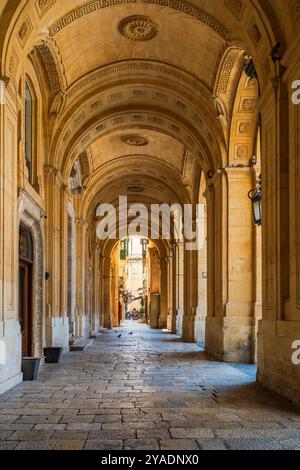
[0,323,299,451]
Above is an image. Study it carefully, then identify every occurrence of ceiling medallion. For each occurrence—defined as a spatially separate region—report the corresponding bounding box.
[124,135,149,146]
[127,186,145,193]
[119,16,159,42]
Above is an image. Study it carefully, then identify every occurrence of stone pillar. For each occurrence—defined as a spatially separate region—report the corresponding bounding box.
[44,166,69,351]
[196,204,207,344]
[0,80,22,393]
[110,249,119,328]
[159,257,168,329]
[166,250,174,331]
[103,256,112,329]
[74,216,89,339]
[205,168,255,363]
[148,247,160,328]
[175,241,184,336]
[90,245,100,335]
[257,65,300,404]
[183,244,199,342]
[171,243,177,334]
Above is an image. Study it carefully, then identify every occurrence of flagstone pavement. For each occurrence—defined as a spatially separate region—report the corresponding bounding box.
[0,322,300,450]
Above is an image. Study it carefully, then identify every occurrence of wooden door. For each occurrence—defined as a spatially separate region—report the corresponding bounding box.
[19,259,33,357]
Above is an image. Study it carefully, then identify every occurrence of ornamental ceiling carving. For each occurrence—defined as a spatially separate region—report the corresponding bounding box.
[119,15,159,41]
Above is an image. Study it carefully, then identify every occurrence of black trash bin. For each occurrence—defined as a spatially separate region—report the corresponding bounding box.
[43,347,63,364]
[22,358,41,381]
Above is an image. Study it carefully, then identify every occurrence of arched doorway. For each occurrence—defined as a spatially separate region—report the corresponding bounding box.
[19,225,34,357]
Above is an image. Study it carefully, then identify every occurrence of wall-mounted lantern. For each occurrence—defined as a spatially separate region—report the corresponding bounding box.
[248,174,262,226]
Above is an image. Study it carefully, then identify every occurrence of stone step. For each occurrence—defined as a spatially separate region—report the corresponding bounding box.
[69,338,94,352]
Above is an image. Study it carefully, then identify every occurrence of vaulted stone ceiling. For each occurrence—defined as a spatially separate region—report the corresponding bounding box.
[4,0,299,219]
[49,4,225,89]
[89,129,186,173]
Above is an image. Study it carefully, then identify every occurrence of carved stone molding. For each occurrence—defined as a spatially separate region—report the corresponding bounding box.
[36,43,61,93]
[214,46,242,95]
[49,0,228,40]
[66,60,210,102]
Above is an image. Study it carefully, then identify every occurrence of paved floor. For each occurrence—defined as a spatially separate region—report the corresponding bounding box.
[0,322,300,450]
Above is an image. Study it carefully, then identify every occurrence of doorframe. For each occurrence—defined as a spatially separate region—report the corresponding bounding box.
[18,190,45,358]
[19,256,33,357]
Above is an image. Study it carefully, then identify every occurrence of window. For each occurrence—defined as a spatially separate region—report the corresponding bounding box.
[25,82,33,183]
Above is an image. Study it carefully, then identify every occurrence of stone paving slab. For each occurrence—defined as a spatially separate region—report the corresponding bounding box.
[0,322,300,450]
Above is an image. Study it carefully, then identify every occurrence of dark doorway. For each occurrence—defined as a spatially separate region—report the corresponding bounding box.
[19,226,33,357]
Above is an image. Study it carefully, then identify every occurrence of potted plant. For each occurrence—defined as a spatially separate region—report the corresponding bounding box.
[22,357,41,381]
[43,347,63,364]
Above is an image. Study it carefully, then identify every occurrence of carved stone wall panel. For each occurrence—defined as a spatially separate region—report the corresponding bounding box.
[8,48,19,77]
[224,0,245,20]
[290,0,300,28]
[35,0,56,17]
[17,17,33,48]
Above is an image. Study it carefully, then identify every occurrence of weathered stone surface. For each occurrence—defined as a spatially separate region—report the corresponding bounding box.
[160,439,199,450]
[54,440,85,450]
[0,325,300,451]
[197,438,228,450]
[84,439,123,450]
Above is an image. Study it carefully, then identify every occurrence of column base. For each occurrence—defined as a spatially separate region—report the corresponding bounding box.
[149,294,160,328]
[257,319,300,407]
[0,320,22,395]
[194,305,206,344]
[166,309,173,331]
[206,315,254,363]
[102,312,112,329]
[176,309,184,336]
[90,317,100,336]
[75,314,90,339]
[46,317,69,353]
[183,307,205,343]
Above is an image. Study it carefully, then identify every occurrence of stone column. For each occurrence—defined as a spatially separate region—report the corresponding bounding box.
[196,204,207,344]
[183,243,199,343]
[166,249,174,331]
[159,256,168,329]
[74,216,89,339]
[205,168,255,363]
[257,62,300,404]
[148,247,160,328]
[175,241,184,336]
[90,245,100,335]
[0,79,23,393]
[103,256,112,329]
[110,250,119,328]
[44,166,69,351]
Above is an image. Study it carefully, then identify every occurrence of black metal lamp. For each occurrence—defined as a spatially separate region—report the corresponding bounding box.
[248,175,262,226]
